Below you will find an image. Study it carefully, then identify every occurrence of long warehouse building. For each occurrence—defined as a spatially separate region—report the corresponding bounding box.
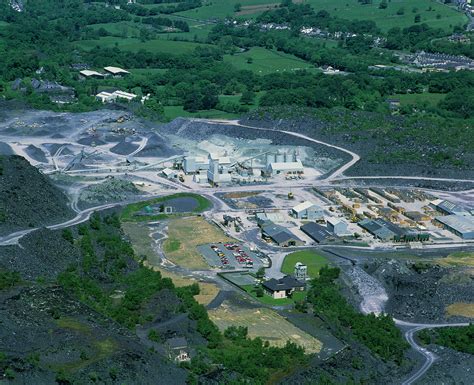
[435,215,474,240]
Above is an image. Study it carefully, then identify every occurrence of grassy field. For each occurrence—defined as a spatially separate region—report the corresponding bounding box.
[163,216,235,270]
[305,0,467,32]
[120,193,211,222]
[390,93,445,107]
[208,300,322,353]
[242,284,306,305]
[122,221,219,305]
[281,250,329,278]
[224,47,316,75]
[436,251,474,267]
[76,36,212,54]
[446,303,474,319]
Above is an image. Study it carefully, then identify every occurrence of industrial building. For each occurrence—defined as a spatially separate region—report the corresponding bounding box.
[261,223,304,247]
[300,222,333,243]
[326,217,350,236]
[264,152,304,176]
[291,201,325,220]
[183,156,209,174]
[434,215,474,240]
[207,154,232,185]
[262,275,305,299]
[358,218,429,242]
[429,199,470,216]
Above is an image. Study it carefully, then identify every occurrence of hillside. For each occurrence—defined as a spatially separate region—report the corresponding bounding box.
[0,155,74,235]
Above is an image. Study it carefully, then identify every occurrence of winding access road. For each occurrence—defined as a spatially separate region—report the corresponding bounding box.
[203,119,361,180]
[394,319,470,385]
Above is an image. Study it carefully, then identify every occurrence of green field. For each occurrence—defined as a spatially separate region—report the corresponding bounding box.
[120,193,211,222]
[224,47,316,75]
[177,0,282,20]
[390,92,446,106]
[76,36,212,54]
[281,250,329,278]
[306,0,467,32]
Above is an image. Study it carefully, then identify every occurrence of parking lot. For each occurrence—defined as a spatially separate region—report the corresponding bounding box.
[197,242,265,272]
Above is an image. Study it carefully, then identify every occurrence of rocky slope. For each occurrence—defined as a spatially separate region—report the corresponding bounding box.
[0,155,74,235]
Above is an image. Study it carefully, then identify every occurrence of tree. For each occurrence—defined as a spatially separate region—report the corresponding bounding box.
[256,267,265,279]
[379,0,387,9]
[234,3,242,12]
[240,89,255,105]
[414,14,421,23]
[255,287,264,297]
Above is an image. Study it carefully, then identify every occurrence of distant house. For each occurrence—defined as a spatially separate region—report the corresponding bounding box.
[292,201,324,220]
[300,222,333,244]
[262,275,305,299]
[261,222,304,247]
[165,337,191,363]
[386,98,401,110]
[104,66,130,77]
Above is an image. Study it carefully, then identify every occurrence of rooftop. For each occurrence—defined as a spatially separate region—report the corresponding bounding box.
[104,66,130,75]
[435,215,474,234]
[293,201,316,213]
[300,222,332,243]
[262,275,305,292]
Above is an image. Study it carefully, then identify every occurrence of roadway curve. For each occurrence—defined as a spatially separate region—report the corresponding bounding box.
[0,203,118,246]
[394,319,470,385]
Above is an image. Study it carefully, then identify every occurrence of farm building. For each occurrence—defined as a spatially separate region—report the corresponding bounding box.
[261,223,304,247]
[434,215,474,240]
[104,66,130,77]
[79,70,105,79]
[300,222,333,244]
[326,217,350,236]
[291,201,325,220]
[262,275,305,299]
[96,90,137,103]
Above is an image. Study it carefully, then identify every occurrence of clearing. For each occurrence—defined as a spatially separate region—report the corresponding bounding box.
[224,47,316,75]
[163,216,235,270]
[122,221,219,305]
[281,250,329,278]
[75,36,212,54]
[446,303,474,319]
[208,301,322,353]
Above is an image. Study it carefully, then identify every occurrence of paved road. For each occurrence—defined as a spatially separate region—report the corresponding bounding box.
[394,319,471,385]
